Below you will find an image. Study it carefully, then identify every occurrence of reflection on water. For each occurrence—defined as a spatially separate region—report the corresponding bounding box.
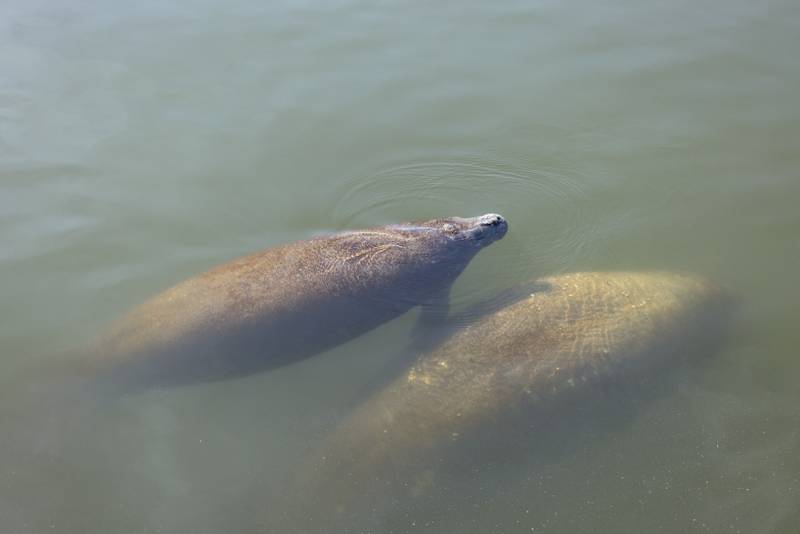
[1,0,799,532]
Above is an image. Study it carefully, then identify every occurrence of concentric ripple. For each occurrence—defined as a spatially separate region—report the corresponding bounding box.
[332,155,600,315]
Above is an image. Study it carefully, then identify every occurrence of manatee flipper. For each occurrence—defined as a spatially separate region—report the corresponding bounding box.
[378,282,538,400]
[409,283,453,351]
[348,285,456,411]
[362,281,550,409]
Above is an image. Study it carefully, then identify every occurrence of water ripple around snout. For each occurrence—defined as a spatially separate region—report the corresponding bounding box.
[332,155,600,315]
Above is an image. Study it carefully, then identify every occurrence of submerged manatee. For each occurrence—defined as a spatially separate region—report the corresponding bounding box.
[96,214,508,387]
[295,271,728,527]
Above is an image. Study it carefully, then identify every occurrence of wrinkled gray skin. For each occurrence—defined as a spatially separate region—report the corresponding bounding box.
[95,214,507,388]
[291,271,728,531]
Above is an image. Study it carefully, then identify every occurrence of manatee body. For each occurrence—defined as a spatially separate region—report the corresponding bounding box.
[96,214,507,387]
[296,271,727,525]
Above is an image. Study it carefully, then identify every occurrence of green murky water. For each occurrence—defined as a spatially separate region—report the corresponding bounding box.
[1,0,798,532]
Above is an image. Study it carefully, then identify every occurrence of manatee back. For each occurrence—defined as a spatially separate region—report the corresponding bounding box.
[290,271,729,530]
[366,271,726,442]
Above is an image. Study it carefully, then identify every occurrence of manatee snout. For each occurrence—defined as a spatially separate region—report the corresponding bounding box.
[477,213,506,227]
[468,212,508,246]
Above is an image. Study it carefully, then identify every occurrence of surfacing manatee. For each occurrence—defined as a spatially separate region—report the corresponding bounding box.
[95,214,508,388]
[291,271,728,530]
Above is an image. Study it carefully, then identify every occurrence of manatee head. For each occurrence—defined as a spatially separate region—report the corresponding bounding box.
[381,213,507,251]
[371,213,508,302]
[433,213,508,248]
[339,213,508,298]
[397,212,508,259]
[389,212,507,248]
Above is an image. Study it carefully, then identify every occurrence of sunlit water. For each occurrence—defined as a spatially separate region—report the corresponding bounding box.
[1,0,798,532]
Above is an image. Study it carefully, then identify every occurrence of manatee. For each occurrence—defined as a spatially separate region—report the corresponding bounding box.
[292,271,728,528]
[94,214,508,388]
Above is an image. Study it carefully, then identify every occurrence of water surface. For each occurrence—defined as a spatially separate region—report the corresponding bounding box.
[1,0,798,532]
